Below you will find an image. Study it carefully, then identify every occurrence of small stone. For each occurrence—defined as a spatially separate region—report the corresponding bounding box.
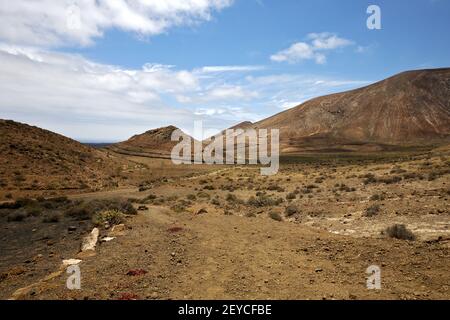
[196,208,208,215]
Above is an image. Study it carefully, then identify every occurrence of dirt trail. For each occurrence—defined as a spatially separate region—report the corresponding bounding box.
[10,205,449,300]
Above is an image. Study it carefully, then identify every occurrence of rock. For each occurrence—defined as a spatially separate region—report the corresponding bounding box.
[109,224,126,237]
[81,228,99,252]
[68,226,77,232]
[126,269,148,276]
[62,259,82,267]
[196,208,208,215]
[315,268,323,273]
[100,236,115,242]
[151,292,159,299]
[138,206,149,211]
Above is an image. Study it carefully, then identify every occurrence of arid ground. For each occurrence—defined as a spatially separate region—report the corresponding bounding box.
[1,147,449,300]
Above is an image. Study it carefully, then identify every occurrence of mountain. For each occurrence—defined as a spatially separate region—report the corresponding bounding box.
[0,119,127,195]
[228,121,254,131]
[109,126,196,158]
[251,68,450,153]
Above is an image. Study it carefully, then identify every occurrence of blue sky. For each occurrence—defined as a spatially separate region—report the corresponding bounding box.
[0,0,449,141]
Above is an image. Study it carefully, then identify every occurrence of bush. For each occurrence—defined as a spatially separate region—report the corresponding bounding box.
[65,206,93,221]
[364,204,381,217]
[186,194,197,201]
[269,211,282,222]
[286,192,296,200]
[226,193,239,203]
[370,194,385,201]
[92,210,125,227]
[247,194,283,207]
[7,211,27,222]
[362,173,377,185]
[285,205,299,217]
[27,208,42,217]
[42,213,60,223]
[383,224,416,241]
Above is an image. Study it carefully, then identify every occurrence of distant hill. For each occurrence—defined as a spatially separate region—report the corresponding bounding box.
[0,119,128,195]
[250,68,450,153]
[109,126,196,159]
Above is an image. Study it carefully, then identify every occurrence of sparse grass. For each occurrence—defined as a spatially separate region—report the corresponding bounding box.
[383,224,416,241]
[269,211,282,221]
[364,204,381,217]
[92,210,125,227]
[7,211,27,222]
[286,192,296,200]
[42,213,60,223]
[285,205,299,217]
[370,193,385,201]
[247,194,283,207]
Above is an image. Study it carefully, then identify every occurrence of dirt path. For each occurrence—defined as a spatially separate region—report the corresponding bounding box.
[11,205,449,300]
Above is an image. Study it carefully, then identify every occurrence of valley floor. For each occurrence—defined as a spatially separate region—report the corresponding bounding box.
[1,151,449,300]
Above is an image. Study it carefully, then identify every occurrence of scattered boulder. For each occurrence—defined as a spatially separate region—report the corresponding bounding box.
[81,228,99,252]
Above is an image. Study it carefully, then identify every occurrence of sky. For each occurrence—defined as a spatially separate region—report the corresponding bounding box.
[0,0,449,142]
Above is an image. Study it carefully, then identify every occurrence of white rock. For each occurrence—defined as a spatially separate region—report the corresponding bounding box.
[62,259,82,266]
[81,228,99,252]
[101,236,115,242]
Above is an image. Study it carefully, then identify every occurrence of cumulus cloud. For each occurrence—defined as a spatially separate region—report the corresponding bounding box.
[0,0,233,47]
[271,32,354,64]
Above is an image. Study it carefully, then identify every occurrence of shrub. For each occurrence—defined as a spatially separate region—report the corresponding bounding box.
[362,173,377,185]
[286,192,296,200]
[383,224,416,241]
[42,213,60,223]
[226,193,239,202]
[197,192,211,199]
[285,205,299,217]
[7,211,27,222]
[267,184,284,192]
[65,206,93,221]
[211,198,220,206]
[92,210,125,227]
[364,204,381,217]
[379,176,402,184]
[370,194,385,201]
[186,194,197,201]
[269,211,282,222]
[27,208,42,217]
[247,194,283,207]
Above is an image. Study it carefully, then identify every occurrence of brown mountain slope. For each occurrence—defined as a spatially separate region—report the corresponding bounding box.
[109,126,196,158]
[253,68,450,153]
[0,120,128,195]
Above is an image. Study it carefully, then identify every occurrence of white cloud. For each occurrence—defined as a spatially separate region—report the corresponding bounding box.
[0,0,234,47]
[0,45,370,141]
[196,65,265,73]
[271,33,354,64]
